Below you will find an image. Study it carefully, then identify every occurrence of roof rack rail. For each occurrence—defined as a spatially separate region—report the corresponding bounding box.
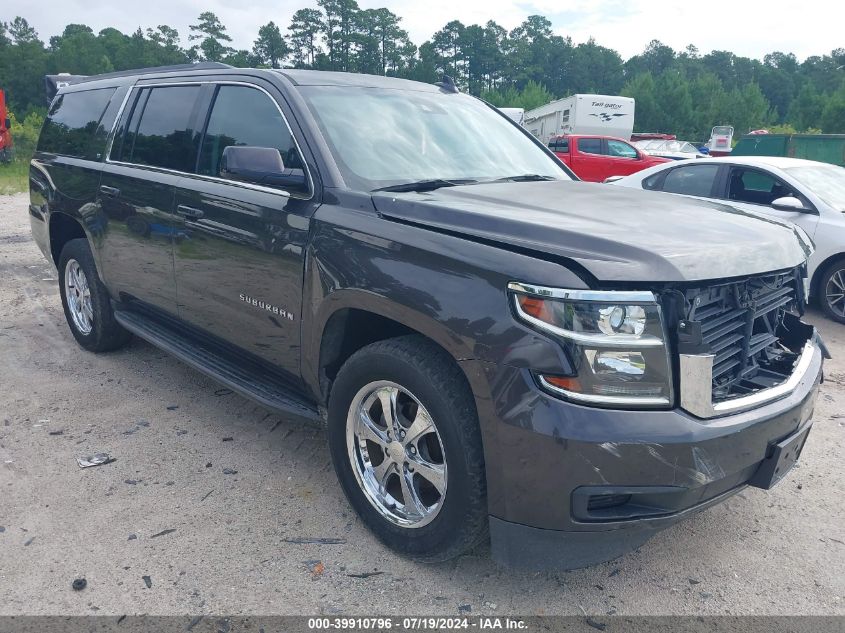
[74,62,234,85]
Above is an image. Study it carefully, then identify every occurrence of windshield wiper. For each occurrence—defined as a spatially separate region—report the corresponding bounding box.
[372,178,478,193]
[492,174,557,182]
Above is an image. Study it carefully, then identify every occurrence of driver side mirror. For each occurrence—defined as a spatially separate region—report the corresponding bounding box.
[221,146,307,193]
[771,196,810,212]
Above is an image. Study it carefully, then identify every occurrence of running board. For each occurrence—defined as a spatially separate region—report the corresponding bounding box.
[114,310,322,423]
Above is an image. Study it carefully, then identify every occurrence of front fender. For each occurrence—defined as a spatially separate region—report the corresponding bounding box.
[301,198,588,401]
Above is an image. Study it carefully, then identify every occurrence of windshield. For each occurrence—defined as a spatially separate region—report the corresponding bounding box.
[785,164,845,211]
[298,86,571,191]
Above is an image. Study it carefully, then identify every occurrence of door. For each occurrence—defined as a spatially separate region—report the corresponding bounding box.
[720,166,820,239]
[604,138,644,178]
[172,82,316,377]
[572,137,605,181]
[99,84,204,314]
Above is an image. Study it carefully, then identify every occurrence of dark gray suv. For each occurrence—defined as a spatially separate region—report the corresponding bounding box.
[29,63,825,569]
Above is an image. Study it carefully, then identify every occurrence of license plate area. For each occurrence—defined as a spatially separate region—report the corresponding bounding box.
[749,423,811,490]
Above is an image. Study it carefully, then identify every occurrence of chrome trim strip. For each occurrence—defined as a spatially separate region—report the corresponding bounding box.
[538,375,671,408]
[508,281,656,304]
[510,294,665,348]
[104,80,314,201]
[102,86,135,162]
[680,339,819,419]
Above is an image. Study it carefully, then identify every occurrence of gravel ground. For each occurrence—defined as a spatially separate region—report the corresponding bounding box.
[0,192,843,616]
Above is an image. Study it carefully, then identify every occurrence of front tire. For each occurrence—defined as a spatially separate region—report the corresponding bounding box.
[328,335,487,562]
[819,260,845,324]
[58,238,131,352]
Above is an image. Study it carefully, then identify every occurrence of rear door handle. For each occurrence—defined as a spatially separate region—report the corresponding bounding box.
[99,185,120,198]
[176,204,205,219]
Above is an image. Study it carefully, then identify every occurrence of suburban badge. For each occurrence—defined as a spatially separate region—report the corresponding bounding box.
[239,293,294,321]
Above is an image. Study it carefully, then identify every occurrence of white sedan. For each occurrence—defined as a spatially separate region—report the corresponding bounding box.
[609,156,845,323]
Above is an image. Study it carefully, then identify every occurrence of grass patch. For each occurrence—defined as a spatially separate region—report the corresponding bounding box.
[0,160,29,195]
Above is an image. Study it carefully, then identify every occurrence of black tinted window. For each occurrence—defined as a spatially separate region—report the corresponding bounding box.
[37,88,116,159]
[578,138,602,155]
[121,86,200,172]
[662,165,720,196]
[199,85,303,178]
[549,138,569,152]
[643,173,662,190]
[728,168,798,205]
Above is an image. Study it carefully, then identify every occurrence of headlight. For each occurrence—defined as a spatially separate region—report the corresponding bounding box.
[508,282,673,408]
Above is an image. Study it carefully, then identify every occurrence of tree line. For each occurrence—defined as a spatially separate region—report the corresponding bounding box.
[2,3,845,141]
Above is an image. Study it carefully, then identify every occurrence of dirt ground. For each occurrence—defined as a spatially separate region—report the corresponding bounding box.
[1,192,843,616]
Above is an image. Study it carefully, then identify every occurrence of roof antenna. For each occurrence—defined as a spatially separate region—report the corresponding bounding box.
[435,74,459,93]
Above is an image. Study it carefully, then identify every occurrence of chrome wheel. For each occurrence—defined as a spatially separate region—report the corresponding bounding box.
[346,381,447,528]
[826,267,845,318]
[64,258,94,335]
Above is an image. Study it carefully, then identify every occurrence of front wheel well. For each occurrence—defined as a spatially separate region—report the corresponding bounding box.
[49,213,87,267]
[811,253,845,303]
[318,308,460,404]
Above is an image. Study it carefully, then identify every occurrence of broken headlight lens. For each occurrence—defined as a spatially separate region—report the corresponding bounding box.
[509,283,673,408]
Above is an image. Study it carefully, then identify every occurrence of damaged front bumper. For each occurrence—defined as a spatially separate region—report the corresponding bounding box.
[470,329,824,571]
[679,335,820,419]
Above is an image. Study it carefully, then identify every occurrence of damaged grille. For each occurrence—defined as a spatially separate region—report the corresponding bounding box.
[681,268,805,402]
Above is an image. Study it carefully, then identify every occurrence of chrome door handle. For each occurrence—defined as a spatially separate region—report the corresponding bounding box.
[99,185,120,198]
[176,204,205,219]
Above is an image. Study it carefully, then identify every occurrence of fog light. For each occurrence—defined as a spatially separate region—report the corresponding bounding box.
[587,493,632,511]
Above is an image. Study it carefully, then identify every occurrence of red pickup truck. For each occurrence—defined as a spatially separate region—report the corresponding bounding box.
[548,134,669,182]
[0,89,12,163]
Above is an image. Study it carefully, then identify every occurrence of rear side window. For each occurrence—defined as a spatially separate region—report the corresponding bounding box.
[577,138,602,155]
[661,165,720,197]
[548,138,569,152]
[198,85,303,178]
[37,88,116,159]
[117,85,201,172]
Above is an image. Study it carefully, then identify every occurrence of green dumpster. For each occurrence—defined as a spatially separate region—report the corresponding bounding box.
[732,134,845,167]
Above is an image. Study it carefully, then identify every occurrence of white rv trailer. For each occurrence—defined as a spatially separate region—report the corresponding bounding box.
[524,94,635,144]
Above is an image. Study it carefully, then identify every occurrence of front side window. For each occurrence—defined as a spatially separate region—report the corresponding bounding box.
[118,85,201,172]
[37,88,116,159]
[298,86,570,191]
[607,139,638,159]
[661,165,720,197]
[577,138,602,155]
[728,168,797,205]
[198,85,303,180]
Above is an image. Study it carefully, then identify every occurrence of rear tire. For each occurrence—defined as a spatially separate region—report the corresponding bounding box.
[327,335,487,562]
[818,260,845,324]
[58,238,131,352]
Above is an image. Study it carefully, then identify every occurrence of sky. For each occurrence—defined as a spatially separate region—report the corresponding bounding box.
[3,0,842,62]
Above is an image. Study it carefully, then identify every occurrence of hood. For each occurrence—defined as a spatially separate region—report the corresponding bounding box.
[371,180,811,283]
